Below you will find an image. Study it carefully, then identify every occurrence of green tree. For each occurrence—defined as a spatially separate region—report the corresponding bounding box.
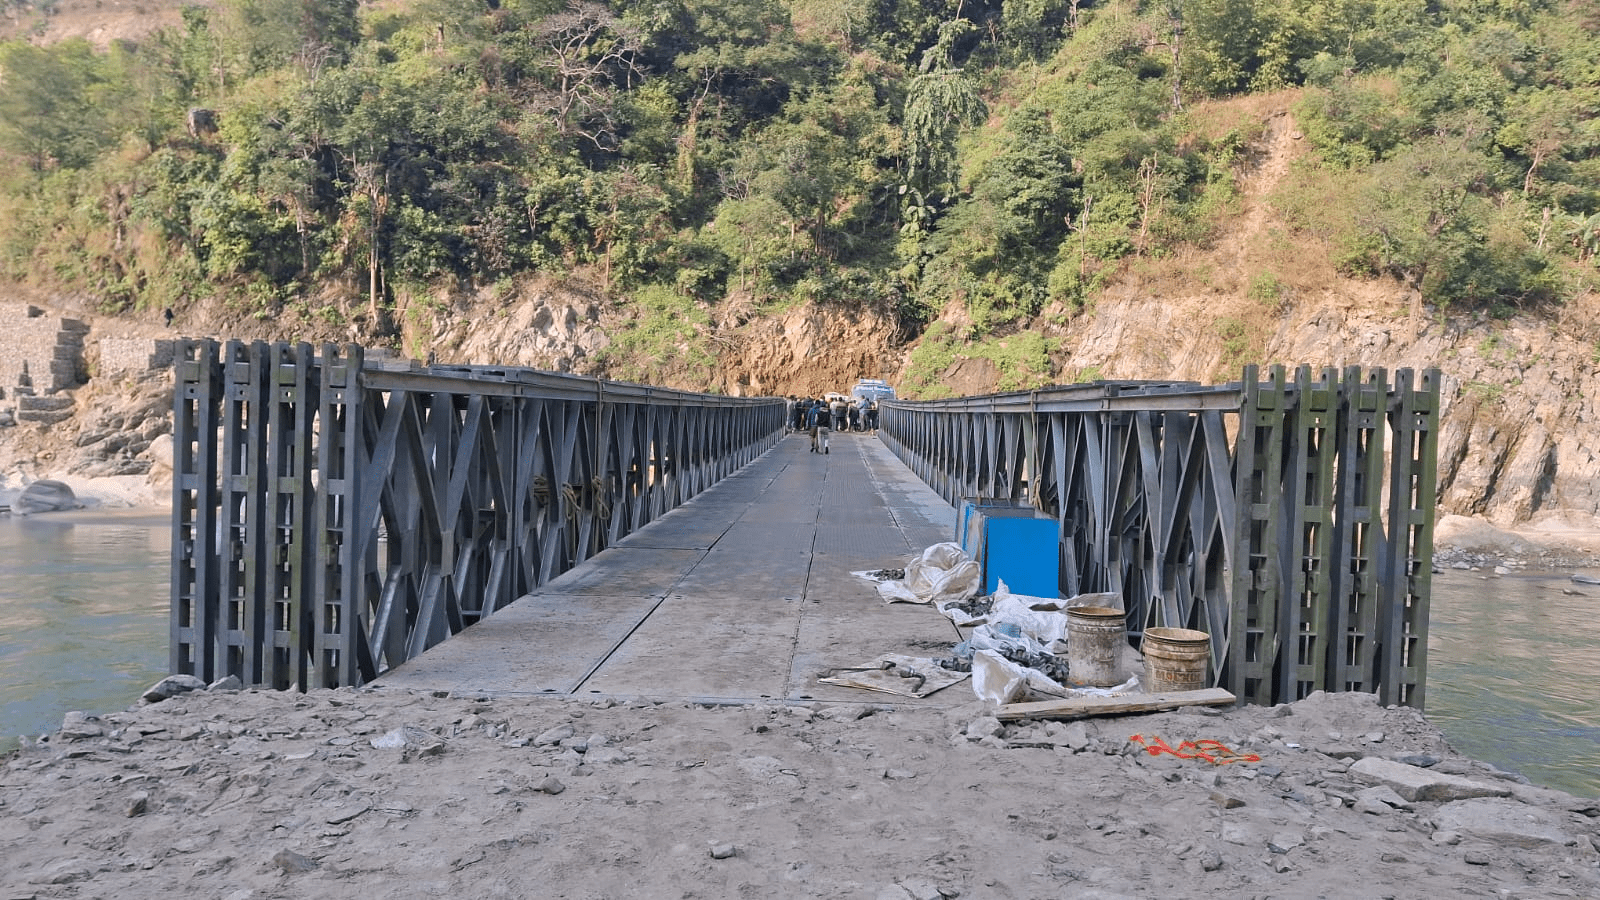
[0,41,112,171]
[625,0,818,191]
[919,105,1078,320]
[583,163,674,289]
[1351,127,1507,304]
[901,20,986,208]
[213,0,362,83]
[524,1,645,152]
[1001,0,1067,59]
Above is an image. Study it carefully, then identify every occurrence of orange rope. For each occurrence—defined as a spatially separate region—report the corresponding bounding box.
[1129,734,1261,764]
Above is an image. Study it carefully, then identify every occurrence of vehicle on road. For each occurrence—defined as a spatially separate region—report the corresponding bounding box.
[850,379,895,402]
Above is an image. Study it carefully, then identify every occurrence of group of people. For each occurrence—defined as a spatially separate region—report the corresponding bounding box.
[785,394,880,454]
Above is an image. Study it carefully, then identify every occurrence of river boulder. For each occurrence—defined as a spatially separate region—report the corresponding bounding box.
[14,479,79,514]
[140,673,208,703]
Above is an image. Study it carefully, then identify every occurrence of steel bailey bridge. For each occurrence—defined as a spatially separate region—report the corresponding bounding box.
[171,340,1438,709]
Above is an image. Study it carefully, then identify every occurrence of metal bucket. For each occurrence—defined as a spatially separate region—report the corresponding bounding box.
[1142,627,1211,693]
[1066,606,1127,687]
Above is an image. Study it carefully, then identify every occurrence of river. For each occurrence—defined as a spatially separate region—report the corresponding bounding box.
[0,510,169,756]
[1425,566,1600,797]
[1,513,1597,797]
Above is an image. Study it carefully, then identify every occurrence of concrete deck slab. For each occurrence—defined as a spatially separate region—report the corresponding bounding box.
[537,547,704,596]
[611,513,734,550]
[669,547,813,599]
[577,594,804,700]
[379,431,977,707]
[378,592,666,695]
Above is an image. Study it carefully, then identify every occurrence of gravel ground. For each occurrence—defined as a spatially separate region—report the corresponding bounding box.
[4,682,1598,900]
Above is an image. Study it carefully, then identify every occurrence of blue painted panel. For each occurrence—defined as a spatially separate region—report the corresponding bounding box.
[956,499,1059,598]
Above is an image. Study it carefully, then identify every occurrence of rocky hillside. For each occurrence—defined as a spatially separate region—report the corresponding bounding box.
[1024,101,1600,530]
[2,94,1596,530]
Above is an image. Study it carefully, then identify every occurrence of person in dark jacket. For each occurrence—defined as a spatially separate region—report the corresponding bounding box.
[806,399,830,454]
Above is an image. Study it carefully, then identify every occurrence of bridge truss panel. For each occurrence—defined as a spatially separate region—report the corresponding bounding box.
[879,367,1440,708]
[172,340,784,689]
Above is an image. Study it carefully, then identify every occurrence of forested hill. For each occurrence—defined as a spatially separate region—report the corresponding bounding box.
[4,0,1600,524]
[3,0,1587,344]
[0,0,1597,394]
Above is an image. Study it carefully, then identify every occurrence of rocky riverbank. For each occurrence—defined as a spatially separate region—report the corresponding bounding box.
[3,680,1596,899]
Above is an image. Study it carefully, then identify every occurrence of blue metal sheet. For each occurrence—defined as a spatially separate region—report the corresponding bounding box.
[957,498,1060,598]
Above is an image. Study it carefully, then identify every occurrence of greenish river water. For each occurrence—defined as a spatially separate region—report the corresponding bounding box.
[1,513,1597,798]
[0,511,169,755]
[1425,567,1600,797]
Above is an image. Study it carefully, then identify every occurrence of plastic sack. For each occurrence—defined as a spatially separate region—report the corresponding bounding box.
[970,649,1028,705]
[988,581,1071,650]
[876,542,980,606]
[947,582,1070,653]
[940,603,989,627]
[1063,591,1121,611]
[970,649,1075,704]
[960,622,1051,659]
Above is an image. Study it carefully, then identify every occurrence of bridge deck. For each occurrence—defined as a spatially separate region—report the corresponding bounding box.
[377,432,974,706]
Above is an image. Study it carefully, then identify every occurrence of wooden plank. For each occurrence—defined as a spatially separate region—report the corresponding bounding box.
[996,687,1236,721]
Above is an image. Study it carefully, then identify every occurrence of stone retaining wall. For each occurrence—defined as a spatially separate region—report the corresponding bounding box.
[96,338,175,376]
[0,302,87,396]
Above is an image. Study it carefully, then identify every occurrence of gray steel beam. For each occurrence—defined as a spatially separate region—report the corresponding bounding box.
[172,340,783,690]
[878,367,1439,708]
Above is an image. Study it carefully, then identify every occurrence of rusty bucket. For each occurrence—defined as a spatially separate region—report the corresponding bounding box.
[1066,605,1127,687]
[1142,627,1211,693]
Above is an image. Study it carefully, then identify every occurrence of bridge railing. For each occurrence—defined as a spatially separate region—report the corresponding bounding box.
[171,340,784,690]
[878,365,1440,708]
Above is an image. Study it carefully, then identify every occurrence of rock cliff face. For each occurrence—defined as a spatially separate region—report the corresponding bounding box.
[1277,298,1600,527]
[405,279,905,399]
[1043,287,1600,527]
[709,303,904,398]
[4,272,1593,527]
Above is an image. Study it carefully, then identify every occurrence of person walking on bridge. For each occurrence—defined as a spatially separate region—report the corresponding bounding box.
[807,399,830,454]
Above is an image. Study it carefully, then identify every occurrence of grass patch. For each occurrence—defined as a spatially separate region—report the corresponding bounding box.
[901,323,961,399]
[597,284,715,387]
[902,324,1060,397]
[1248,271,1288,310]
[1216,316,1253,378]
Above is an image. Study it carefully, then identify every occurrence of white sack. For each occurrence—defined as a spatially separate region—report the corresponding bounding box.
[970,650,1028,705]
[965,623,1051,658]
[970,649,1075,704]
[989,581,1070,650]
[878,542,979,606]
